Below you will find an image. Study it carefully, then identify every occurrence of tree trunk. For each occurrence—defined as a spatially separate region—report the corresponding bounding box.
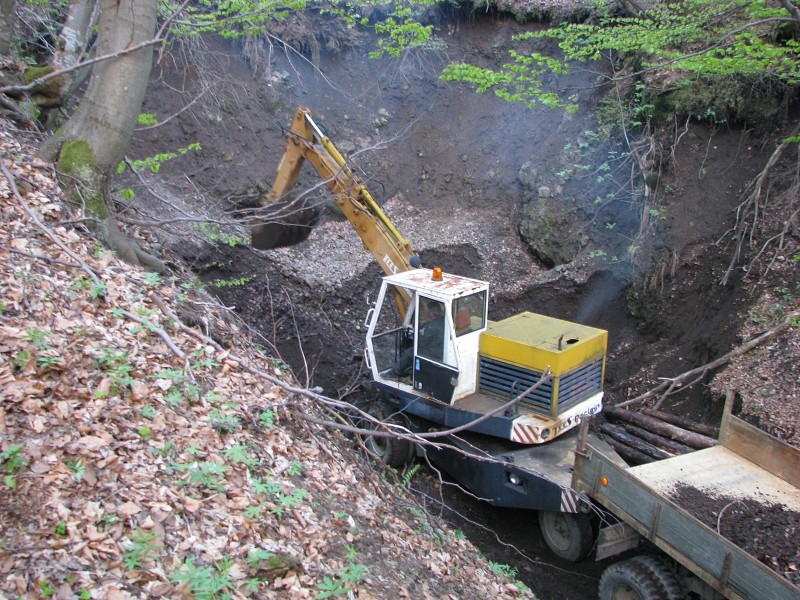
[36,0,97,113]
[622,424,694,455]
[604,406,718,449]
[600,423,673,460]
[641,408,720,438]
[0,0,15,55]
[41,0,165,272]
[60,0,154,173]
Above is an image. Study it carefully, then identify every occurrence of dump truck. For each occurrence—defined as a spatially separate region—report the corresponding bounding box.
[252,108,800,600]
[573,395,800,599]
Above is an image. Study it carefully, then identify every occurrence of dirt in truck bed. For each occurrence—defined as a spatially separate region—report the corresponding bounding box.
[670,483,800,586]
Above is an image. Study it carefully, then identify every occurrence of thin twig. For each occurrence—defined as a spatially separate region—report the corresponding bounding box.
[2,163,102,285]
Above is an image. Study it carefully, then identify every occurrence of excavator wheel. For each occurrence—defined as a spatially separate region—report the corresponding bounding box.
[598,555,685,600]
[538,510,595,562]
[362,403,414,468]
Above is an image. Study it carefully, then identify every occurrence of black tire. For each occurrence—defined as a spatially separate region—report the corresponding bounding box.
[598,556,685,600]
[538,510,595,562]
[363,404,413,468]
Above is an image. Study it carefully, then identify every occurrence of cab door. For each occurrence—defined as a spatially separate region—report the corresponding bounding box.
[413,296,459,403]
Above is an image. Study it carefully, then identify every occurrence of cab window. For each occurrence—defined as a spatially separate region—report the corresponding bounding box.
[453,291,487,336]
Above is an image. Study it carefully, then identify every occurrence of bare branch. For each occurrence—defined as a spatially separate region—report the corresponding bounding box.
[779,0,800,24]
[617,310,800,408]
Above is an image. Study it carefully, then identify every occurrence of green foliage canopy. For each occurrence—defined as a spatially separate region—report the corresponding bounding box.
[164,0,437,56]
[441,0,800,110]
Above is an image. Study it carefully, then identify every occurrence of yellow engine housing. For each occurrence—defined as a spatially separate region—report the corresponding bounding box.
[479,312,607,419]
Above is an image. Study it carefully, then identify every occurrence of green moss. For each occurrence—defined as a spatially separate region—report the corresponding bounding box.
[59,140,95,178]
[22,65,55,85]
[58,140,106,218]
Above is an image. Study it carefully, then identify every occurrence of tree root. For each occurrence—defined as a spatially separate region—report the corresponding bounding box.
[97,217,166,273]
[720,121,800,286]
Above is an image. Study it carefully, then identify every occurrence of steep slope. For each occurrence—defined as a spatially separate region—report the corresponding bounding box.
[0,121,531,598]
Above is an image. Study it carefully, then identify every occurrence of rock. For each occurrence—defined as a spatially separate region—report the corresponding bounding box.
[517,195,584,267]
[517,161,538,190]
[337,139,356,153]
[250,551,303,582]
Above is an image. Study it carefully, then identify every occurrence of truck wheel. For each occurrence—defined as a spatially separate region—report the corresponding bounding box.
[363,404,413,468]
[538,511,594,562]
[599,556,684,600]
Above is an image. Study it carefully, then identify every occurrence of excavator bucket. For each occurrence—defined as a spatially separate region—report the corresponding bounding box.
[251,193,320,250]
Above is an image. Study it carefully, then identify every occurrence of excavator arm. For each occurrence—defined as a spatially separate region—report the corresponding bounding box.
[253,107,421,280]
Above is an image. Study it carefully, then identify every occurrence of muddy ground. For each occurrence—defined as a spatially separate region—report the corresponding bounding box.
[127,6,798,597]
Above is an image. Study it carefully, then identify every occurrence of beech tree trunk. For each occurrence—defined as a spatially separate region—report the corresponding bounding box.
[0,0,15,55]
[46,0,96,107]
[41,0,164,271]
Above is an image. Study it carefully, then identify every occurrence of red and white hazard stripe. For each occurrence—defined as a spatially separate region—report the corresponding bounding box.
[560,487,581,513]
[510,423,541,444]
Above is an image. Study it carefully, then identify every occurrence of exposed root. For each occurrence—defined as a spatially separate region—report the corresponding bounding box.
[720,121,800,286]
[97,216,167,273]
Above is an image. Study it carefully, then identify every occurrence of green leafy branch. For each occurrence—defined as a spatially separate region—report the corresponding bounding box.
[118,142,202,175]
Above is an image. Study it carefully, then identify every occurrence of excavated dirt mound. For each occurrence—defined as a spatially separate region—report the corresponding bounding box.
[671,484,800,586]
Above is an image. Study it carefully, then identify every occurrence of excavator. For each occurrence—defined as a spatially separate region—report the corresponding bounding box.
[252,107,608,531]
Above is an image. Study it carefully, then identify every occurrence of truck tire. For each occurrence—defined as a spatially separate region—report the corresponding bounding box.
[599,555,685,600]
[538,510,594,562]
[363,404,414,468]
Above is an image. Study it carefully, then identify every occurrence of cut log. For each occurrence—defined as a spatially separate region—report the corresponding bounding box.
[604,406,717,449]
[622,424,694,455]
[641,409,720,438]
[600,423,673,460]
[603,436,654,465]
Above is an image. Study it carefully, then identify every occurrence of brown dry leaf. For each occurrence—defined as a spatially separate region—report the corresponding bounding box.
[73,434,111,452]
[117,502,142,516]
[182,496,202,513]
[129,380,148,399]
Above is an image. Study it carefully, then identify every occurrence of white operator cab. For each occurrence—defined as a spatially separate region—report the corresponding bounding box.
[365,268,489,404]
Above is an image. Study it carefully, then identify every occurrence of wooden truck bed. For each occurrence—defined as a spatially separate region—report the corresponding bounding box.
[629,444,800,511]
[572,400,800,600]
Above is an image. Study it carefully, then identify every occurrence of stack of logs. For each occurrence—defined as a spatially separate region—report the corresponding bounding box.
[601,407,720,465]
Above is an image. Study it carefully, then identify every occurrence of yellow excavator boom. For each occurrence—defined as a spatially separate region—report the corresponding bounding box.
[254,107,420,280]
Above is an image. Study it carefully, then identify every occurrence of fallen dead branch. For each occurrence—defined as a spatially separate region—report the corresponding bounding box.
[616,309,800,409]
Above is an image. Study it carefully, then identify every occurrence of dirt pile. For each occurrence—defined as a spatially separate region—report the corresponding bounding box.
[0,120,531,598]
[671,484,800,586]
